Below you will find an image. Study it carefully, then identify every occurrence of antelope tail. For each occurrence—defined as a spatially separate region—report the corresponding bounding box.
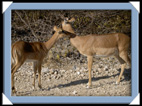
[11,45,18,68]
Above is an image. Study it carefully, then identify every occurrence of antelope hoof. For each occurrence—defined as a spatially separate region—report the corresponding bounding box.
[116,81,120,85]
[86,85,92,89]
[86,82,92,89]
[32,86,35,90]
[38,84,42,89]
[32,83,35,87]
[32,83,35,89]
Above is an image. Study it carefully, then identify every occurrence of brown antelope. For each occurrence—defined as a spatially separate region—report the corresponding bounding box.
[62,17,131,88]
[11,26,70,93]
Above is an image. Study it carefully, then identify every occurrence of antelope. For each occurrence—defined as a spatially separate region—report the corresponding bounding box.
[62,17,131,88]
[11,26,70,93]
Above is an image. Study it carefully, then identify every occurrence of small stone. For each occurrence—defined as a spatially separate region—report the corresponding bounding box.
[42,67,49,73]
[76,67,80,71]
[56,76,60,79]
[104,66,109,71]
[60,69,65,73]
[105,71,108,74]
[54,71,58,75]
[54,75,57,79]
[70,69,73,72]
[48,76,51,79]
[77,72,80,75]
[81,74,85,77]
[96,72,99,75]
[73,90,77,94]
[14,77,17,81]
[49,71,54,74]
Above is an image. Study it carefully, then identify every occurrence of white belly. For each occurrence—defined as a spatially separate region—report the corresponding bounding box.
[95,54,114,58]
[95,47,118,58]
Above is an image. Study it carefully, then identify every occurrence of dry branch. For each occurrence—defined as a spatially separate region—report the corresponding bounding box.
[15,10,39,41]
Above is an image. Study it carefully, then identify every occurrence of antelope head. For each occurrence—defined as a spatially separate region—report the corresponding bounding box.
[62,17,76,34]
[64,17,75,24]
[53,25,73,39]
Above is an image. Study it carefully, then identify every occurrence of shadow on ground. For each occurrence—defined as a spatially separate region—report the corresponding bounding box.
[49,68,131,90]
[14,68,131,96]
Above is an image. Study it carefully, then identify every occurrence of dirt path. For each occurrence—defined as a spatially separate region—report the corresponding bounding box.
[12,56,131,96]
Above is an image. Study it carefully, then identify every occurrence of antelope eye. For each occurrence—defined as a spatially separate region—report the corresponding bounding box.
[52,31,55,34]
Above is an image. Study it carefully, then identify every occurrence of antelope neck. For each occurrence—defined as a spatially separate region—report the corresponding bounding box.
[44,32,59,50]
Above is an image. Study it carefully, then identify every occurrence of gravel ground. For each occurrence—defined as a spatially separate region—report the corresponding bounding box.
[12,55,131,96]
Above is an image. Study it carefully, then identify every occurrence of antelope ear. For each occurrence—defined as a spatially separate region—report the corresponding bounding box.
[53,26,58,31]
[57,24,61,28]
